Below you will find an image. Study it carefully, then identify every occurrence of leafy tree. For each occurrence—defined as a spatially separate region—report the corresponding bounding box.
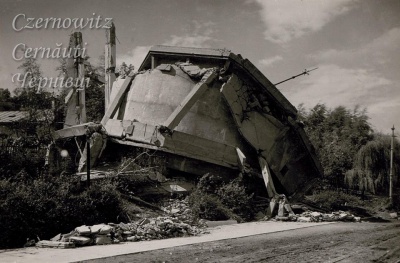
[0,88,16,110]
[13,56,52,111]
[0,56,60,179]
[299,104,374,188]
[345,134,400,194]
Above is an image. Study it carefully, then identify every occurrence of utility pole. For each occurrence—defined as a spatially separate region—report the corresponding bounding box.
[64,32,86,127]
[105,22,116,110]
[389,125,395,204]
[86,132,91,188]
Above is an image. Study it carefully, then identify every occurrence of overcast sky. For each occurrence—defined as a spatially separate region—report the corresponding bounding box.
[0,0,399,134]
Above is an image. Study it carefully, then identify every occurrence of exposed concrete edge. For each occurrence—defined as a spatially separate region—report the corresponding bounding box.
[228,53,298,116]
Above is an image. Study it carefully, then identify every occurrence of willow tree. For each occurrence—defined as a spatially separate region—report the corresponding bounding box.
[345,134,400,194]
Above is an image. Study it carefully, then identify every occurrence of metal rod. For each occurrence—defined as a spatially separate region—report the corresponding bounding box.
[274,67,318,86]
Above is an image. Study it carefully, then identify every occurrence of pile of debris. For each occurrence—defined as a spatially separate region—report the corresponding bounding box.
[295,211,361,222]
[161,198,204,225]
[271,210,361,223]
[36,199,207,248]
[262,196,362,223]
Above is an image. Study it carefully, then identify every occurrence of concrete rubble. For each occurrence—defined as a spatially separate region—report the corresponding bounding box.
[389,212,398,219]
[34,198,369,249]
[270,210,361,223]
[36,199,208,249]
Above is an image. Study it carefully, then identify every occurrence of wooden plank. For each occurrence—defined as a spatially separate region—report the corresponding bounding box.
[101,73,134,126]
[54,122,95,139]
[163,71,217,130]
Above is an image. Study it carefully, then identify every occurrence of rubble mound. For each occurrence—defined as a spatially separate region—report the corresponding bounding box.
[36,199,208,248]
[270,210,361,223]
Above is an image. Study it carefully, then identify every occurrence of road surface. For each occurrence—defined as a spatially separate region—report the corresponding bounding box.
[83,221,400,263]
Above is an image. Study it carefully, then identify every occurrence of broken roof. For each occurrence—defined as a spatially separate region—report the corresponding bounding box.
[0,111,28,124]
[139,45,297,116]
[139,46,232,66]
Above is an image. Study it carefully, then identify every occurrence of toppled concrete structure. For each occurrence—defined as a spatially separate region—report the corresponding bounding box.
[55,44,322,198]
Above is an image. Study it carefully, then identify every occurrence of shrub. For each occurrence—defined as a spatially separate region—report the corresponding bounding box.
[217,179,254,221]
[189,174,254,222]
[0,175,125,248]
[309,190,364,210]
[188,190,233,221]
[196,173,224,194]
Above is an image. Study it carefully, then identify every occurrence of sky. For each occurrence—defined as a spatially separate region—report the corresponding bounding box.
[0,0,399,135]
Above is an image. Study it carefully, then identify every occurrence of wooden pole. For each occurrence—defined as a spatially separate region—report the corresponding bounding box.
[389,125,395,204]
[86,133,91,188]
[77,33,86,124]
[105,22,116,110]
[64,32,86,126]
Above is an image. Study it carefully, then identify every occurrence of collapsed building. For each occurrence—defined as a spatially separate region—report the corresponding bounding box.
[54,26,323,200]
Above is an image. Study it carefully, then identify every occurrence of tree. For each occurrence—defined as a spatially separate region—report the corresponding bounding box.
[0,88,16,110]
[299,104,374,188]
[0,56,57,179]
[345,134,400,194]
[13,57,52,111]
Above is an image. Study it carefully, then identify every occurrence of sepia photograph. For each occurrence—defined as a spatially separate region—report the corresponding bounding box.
[0,0,399,262]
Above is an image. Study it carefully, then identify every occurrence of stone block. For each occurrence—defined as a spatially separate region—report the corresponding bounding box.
[91,224,107,234]
[95,236,112,245]
[69,236,91,246]
[310,212,321,218]
[75,225,91,236]
[297,216,311,222]
[390,212,398,219]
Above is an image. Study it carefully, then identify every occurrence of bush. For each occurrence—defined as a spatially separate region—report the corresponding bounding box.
[217,179,254,221]
[309,190,364,210]
[189,174,254,222]
[0,175,125,248]
[189,190,234,221]
[0,147,46,180]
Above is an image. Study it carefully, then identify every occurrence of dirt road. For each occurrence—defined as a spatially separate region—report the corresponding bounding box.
[82,222,400,263]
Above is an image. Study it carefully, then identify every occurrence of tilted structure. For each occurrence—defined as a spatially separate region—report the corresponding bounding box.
[56,46,322,198]
[55,26,322,198]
